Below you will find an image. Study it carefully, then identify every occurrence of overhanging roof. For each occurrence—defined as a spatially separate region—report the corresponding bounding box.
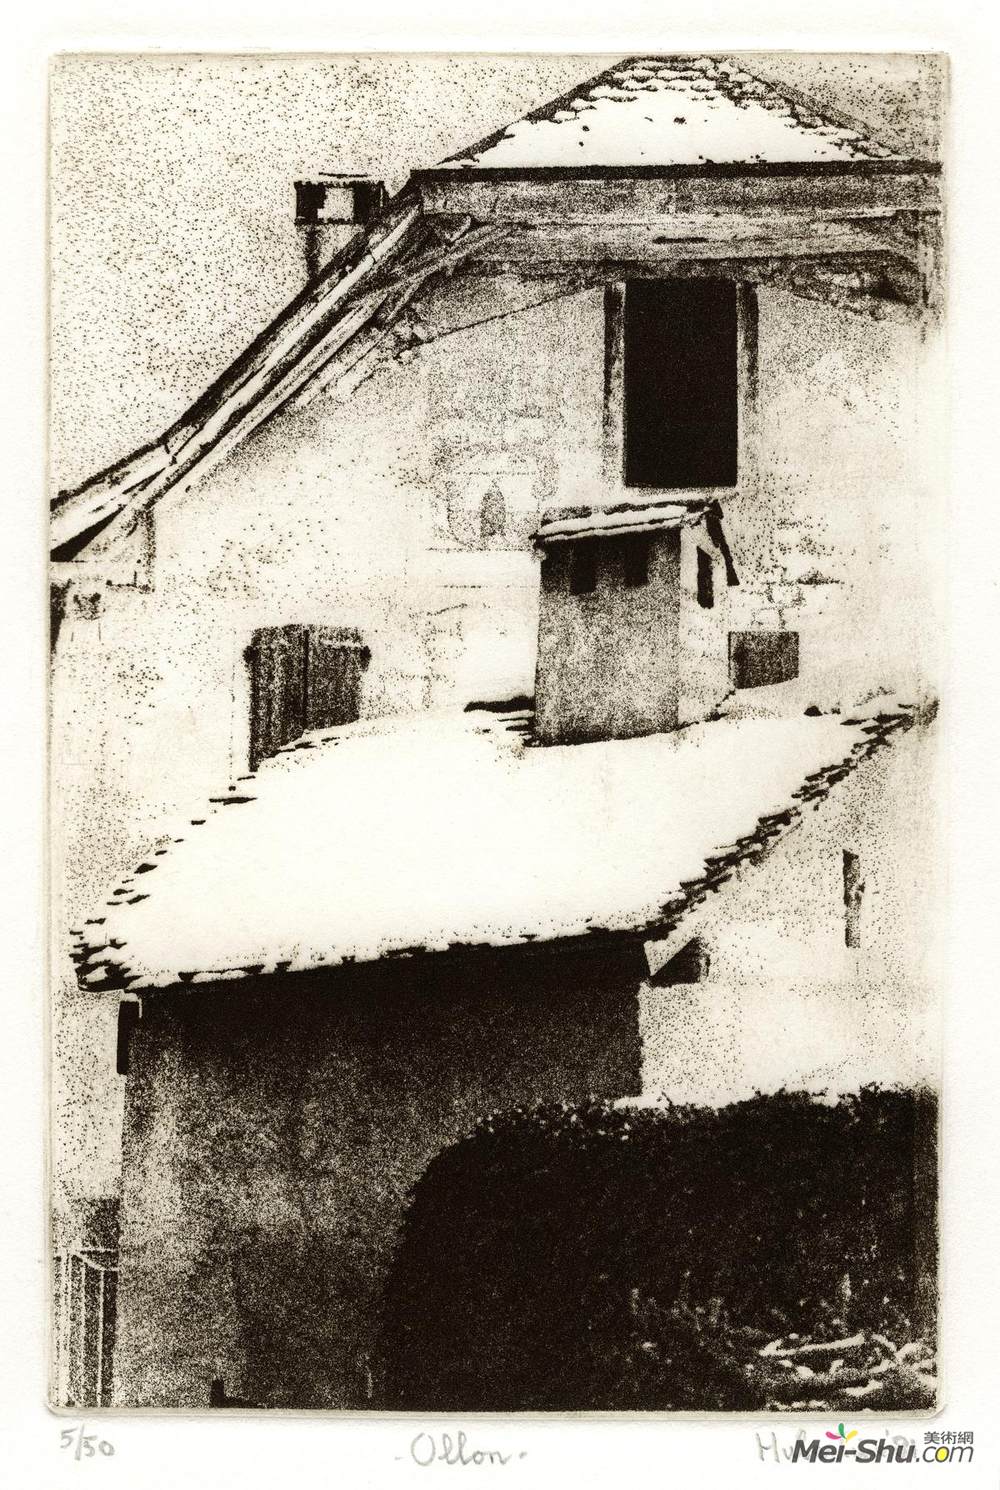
[50,56,941,564]
[71,700,926,995]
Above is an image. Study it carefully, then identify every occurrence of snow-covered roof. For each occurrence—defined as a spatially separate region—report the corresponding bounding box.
[72,700,923,995]
[441,56,907,172]
[534,496,712,545]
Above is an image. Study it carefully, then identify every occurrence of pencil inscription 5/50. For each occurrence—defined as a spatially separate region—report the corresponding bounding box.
[60,1424,115,1459]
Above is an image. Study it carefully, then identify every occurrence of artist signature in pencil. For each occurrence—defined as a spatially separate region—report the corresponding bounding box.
[407,1430,527,1467]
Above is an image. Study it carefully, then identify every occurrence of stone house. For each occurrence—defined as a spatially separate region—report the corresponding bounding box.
[50,56,942,1407]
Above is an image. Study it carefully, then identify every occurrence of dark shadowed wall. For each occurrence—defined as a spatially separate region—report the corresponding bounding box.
[113,939,645,1408]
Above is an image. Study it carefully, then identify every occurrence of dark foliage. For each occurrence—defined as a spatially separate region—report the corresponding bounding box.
[380,1088,937,1412]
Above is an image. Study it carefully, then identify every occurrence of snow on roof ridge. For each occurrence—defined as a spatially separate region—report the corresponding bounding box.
[69,698,930,997]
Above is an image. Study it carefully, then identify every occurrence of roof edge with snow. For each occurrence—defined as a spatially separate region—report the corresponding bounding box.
[70,698,935,997]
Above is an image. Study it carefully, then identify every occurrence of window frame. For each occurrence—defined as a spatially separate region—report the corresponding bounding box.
[603,279,756,498]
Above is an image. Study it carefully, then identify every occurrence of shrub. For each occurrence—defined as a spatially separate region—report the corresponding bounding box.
[379,1087,937,1412]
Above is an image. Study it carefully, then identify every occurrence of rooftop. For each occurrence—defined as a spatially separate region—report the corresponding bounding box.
[72,699,924,995]
[50,57,939,563]
[534,496,714,545]
[438,55,909,173]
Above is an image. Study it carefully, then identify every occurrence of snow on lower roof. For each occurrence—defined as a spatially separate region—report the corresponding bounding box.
[443,56,905,172]
[534,497,711,544]
[72,702,921,995]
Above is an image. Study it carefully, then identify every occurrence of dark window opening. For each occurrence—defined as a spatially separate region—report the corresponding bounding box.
[622,536,651,588]
[696,546,715,609]
[729,630,799,689]
[623,278,738,489]
[479,482,507,542]
[570,545,598,595]
[843,850,864,949]
[116,1001,140,1076]
[247,624,371,770]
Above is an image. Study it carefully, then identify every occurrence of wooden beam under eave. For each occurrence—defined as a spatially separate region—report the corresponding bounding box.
[453,249,925,316]
[463,217,920,271]
[416,166,941,224]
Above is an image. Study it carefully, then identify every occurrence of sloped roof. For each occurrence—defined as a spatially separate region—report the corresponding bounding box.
[49,197,494,560]
[50,57,937,562]
[71,699,925,994]
[440,55,908,172]
[534,495,712,544]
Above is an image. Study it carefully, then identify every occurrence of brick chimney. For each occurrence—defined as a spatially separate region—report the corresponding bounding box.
[294,175,388,281]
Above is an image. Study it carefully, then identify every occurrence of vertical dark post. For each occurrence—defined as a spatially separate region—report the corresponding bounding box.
[737,282,759,489]
[603,283,626,487]
[50,581,71,657]
[302,225,322,283]
[843,850,864,948]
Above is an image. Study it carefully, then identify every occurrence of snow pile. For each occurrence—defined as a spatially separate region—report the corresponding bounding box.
[449,57,902,171]
[73,703,913,992]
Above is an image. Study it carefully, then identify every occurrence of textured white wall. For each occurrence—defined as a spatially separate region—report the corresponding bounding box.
[51,271,935,1202]
[640,720,939,1105]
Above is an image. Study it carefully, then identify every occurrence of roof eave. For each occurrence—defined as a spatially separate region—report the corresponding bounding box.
[416,159,941,182]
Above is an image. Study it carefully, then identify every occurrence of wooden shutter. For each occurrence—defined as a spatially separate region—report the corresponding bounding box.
[247,624,309,770]
[248,625,371,769]
[304,627,371,732]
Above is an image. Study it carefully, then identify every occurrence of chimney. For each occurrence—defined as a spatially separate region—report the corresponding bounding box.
[294,175,388,282]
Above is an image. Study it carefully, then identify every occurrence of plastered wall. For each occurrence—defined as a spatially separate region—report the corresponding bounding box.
[640,720,939,1106]
[113,944,644,1408]
[51,273,932,1201]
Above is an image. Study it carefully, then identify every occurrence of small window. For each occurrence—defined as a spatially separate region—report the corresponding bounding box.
[479,482,506,542]
[843,851,864,949]
[696,547,714,609]
[622,536,650,588]
[729,631,799,689]
[570,545,598,595]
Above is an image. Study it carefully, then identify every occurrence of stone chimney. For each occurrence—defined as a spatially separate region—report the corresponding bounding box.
[294,175,388,282]
[532,497,738,745]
